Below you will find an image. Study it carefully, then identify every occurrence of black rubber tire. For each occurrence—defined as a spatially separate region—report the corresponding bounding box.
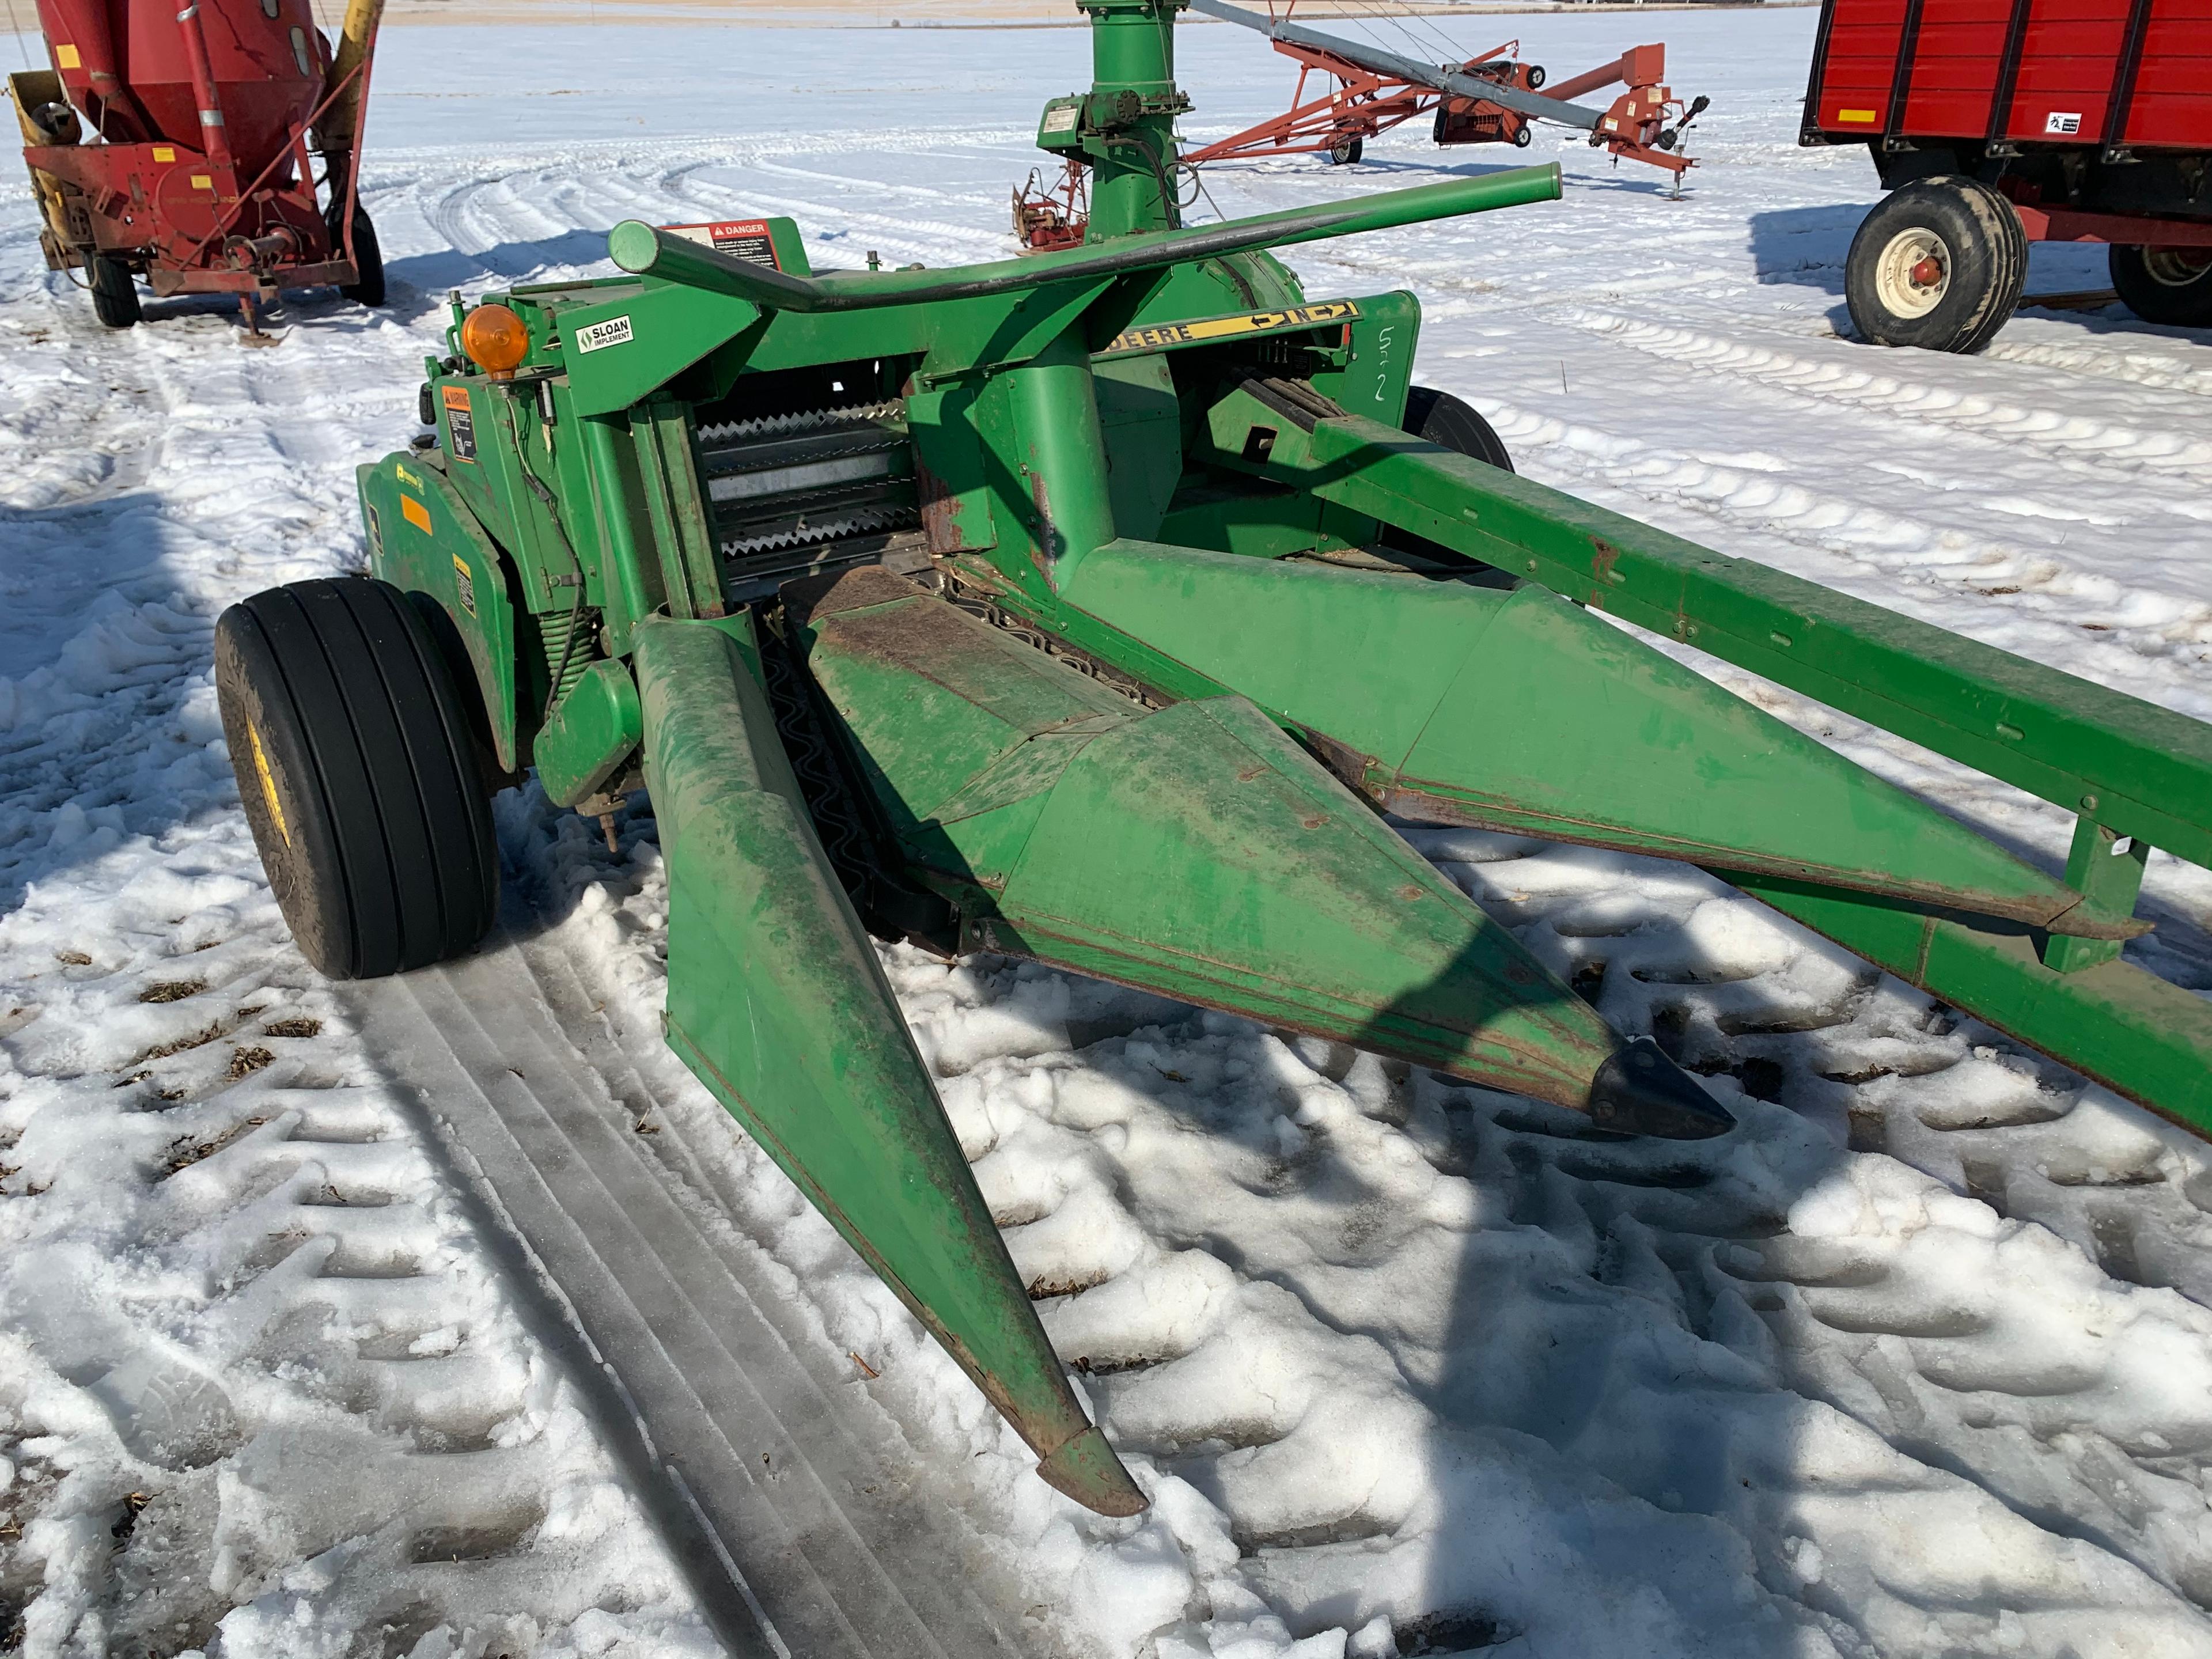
[89,256,140,329]
[1844,176,2027,353]
[338,204,387,306]
[1404,384,1515,473]
[1327,137,1364,166]
[214,578,498,980]
[2109,244,2212,328]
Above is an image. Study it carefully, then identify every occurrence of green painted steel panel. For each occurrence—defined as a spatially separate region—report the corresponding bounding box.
[1238,408,2212,873]
[632,612,1144,1516]
[793,569,1647,1112]
[359,454,520,772]
[533,658,642,808]
[1051,540,2122,935]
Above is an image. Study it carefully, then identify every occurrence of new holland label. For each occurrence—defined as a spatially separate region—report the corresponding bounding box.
[1099,298,1361,357]
[2046,110,2083,135]
[441,384,478,462]
[452,554,476,618]
[661,220,783,268]
[574,315,634,354]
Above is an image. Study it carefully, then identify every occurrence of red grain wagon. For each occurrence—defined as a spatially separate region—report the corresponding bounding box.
[1802,0,2212,350]
[9,0,388,329]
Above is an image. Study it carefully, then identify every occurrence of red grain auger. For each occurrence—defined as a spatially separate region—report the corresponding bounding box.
[10,0,388,329]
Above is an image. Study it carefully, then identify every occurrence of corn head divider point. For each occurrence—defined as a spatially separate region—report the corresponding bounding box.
[211,0,2212,1517]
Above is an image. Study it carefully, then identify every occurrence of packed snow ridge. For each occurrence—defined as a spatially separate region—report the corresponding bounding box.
[5,10,2212,1658]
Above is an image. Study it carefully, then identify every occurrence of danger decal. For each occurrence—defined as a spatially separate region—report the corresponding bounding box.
[660,220,783,269]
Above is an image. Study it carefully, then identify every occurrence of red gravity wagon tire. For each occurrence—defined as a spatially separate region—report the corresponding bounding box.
[1846,176,2027,353]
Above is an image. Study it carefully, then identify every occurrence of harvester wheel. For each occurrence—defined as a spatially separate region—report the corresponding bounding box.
[1404,384,1514,472]
[88,256,140,329]
[2109,245,2212,328]
[1327,136,1364,165]
[214,578,498,980]
[1382,386,1513,563]
[1844,176,2025,353]
[339,206,387,308]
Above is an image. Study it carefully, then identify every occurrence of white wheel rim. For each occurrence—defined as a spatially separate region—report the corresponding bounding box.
[1874,227,1952,319]
[2142,247,2212,288]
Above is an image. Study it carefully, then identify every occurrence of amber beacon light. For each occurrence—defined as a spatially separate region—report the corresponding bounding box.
[461,303,531,380]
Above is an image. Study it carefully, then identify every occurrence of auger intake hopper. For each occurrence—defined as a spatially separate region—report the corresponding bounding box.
[213,0,2212,1517]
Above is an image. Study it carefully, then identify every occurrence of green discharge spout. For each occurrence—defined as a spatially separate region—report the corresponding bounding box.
[605,165,1560,312]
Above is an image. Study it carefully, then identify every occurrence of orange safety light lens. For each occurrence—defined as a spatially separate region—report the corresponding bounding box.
[460,303,530,380]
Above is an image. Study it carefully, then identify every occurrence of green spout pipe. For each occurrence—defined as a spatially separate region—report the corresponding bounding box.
[606,164,1561,313]
[1010,336,1118,577]
[577,413,657,652]
[1082,0,1184,239]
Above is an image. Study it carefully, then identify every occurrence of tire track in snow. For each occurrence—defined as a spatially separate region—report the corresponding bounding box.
[0,268,722,1657]
[498,771,2212,1658]
[1544,305,2212,485]
[1986,329,2212,400]
[1476,397,2212,726]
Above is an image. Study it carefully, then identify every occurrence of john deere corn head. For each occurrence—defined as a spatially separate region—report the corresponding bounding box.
[214,0,2212,1516]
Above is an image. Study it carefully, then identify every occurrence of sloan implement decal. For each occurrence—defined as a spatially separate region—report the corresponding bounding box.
[574,315,634,354]
[1098,299,1361,357]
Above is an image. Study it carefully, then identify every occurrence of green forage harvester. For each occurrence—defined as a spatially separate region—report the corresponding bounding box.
[214,0,2212,1517]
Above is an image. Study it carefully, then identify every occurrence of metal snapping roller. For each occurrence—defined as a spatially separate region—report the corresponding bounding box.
[213,0,2212,1518]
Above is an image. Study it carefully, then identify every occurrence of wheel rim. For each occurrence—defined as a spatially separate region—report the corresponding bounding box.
[2141,247,2212,288]
[1874,227,1952,319]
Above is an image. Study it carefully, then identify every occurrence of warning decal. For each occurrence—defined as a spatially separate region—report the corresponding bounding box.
[660,219,783,269]
[452,554,476,618]
[441,384,478,462]
[1098,298,1361,358]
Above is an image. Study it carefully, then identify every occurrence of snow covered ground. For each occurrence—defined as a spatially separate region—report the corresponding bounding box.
[5,7,2212,1657]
